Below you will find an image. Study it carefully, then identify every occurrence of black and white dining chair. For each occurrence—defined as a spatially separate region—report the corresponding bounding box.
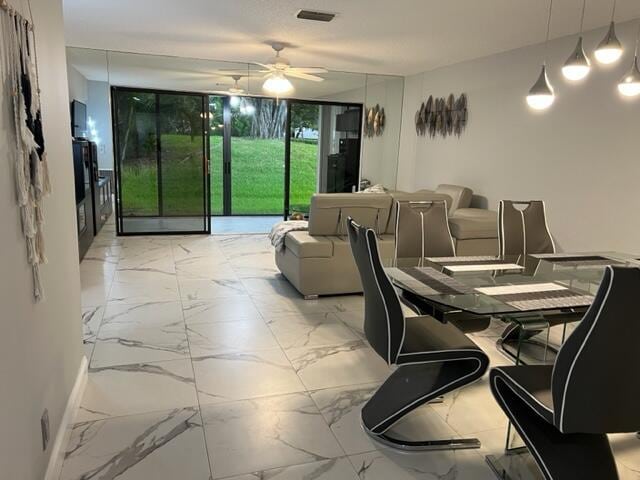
[347,218,489,450]
[489,265,640,479]
[498,200,555,258]
[394,200,456,265]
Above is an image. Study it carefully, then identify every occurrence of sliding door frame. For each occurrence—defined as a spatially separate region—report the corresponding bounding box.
[111,86,211,236]
[283,98,364,219]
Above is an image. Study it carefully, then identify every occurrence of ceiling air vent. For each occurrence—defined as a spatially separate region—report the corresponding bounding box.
[296,10,336,22]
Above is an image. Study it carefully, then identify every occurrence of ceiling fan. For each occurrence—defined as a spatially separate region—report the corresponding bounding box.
[257,43,328,94]
[215,74,246,95]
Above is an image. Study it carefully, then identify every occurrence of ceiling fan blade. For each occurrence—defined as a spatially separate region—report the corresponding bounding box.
[255,63,275,70]
[289,67,328,74]
[285,71,324,82]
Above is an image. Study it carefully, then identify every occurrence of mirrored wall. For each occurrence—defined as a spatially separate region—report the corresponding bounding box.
[66,47,404,233]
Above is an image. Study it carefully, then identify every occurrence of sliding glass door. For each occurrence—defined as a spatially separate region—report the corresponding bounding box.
[286,101,363,217]
[112,87,210,234]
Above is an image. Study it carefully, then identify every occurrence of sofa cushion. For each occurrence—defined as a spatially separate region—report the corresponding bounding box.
[449,209,498,240]
[308,193,392,236]
[330,234,396,262]
[435,184,474,213]
[285,231,333,258]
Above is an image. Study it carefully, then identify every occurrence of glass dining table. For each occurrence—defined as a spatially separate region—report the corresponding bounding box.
[385,252,639,363]
[383,251,639,479]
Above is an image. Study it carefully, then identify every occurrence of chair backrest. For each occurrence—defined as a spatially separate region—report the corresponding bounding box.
[498,200,555,258]
[551,266,640,434]
[308,193,392,236]
[347,218,405,364]
[394,200,456,263]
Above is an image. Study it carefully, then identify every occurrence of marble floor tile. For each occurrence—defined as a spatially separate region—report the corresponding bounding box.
[348,448,496,480]
[179,277,247,301]
[221,458,359,480]
[91,323,189,368]
[311,384,464,456]
[240,276,300,297]
[609,433,640,480]
[82,305,105,341]
[333,311,366,337]
[182,298,263,324]
[430,379,508,435]
[193,349,305,405]
[101,301,184,329]
[175,257,236,280]
[109,269,180,304]
[266,312,360,350]
[80,270,114,307]
[201,393,344,479]
[187,320,280,357]
[172,236,226,261]
[77,359,198,422]
[250,294,342,319]
[285,341,390,391]
[61,407,211,480]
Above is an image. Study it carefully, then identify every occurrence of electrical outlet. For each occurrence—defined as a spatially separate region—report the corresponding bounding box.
[41,409,50,451]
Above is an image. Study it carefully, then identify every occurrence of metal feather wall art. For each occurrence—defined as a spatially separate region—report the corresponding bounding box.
[365,104,385,138]
[415,93,468,138]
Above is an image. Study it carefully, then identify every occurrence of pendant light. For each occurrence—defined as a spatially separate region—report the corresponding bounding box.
[562,0,590,81]
[618,23,640,97]
[594,0,623,65]
[527,0,555,110]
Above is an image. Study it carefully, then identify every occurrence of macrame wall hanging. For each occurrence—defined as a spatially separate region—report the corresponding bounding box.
[415,93,468,138]
[1,0,51,302]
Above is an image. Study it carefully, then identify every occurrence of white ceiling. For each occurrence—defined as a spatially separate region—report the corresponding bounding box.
[63,0,640,76]
[65,47,402,100]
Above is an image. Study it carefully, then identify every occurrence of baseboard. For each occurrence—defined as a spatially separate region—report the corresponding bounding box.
[44,355,88,480]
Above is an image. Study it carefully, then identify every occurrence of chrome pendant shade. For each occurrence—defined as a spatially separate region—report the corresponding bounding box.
[527,65,555,110]
[618,24,640,97]
[562,37,591,81]
[595,21,623,64]
[526,0,555,110]
[617,56,640,97]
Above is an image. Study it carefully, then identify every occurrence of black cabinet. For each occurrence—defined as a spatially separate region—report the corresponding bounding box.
[72,140,112,261]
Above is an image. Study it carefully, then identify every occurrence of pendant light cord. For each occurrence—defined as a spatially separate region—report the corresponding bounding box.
[611,0,617,22]
[578,0,586,34]
[635,21,640,58]
[543,0,554,64]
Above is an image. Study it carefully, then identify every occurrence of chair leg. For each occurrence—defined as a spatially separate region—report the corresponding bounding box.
[361,358,487,451]
[490,374,618,480]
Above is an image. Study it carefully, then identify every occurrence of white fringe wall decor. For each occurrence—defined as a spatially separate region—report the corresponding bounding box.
[1,0,50,302]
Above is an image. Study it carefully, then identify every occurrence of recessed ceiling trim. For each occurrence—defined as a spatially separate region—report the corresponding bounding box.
[296,9,336,22]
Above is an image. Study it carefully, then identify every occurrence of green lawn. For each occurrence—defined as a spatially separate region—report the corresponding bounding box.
[121,135,317,216]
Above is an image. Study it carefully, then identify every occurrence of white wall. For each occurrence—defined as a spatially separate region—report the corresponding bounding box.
[360,76,404,189]
[67,64,88,104]
[87,80,114,169]
[0,0,84,478]
[398,20,640,253]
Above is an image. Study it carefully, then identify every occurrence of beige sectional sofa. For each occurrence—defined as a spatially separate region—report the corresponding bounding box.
[275,184,498,297]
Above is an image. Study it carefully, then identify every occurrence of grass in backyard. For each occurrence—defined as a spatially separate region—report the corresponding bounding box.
[120,135,317,216]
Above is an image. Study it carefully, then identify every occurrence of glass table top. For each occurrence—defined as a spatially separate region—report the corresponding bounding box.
[383,252,639,317]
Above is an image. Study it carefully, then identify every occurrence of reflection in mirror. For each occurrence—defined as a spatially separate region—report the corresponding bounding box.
[65,47,405,229]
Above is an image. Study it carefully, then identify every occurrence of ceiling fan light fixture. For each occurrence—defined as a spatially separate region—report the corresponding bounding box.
[229,95,241,108]
[263,72,293,95]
